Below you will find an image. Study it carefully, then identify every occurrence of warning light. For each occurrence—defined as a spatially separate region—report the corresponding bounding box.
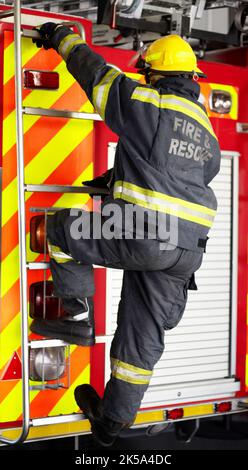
[24,69,59,90]
[167,408,184,420]
[215,402,232,413]
[29,347,66,381]
[30,215,46,253]
[29,281,66,320]
[210,90,232,114]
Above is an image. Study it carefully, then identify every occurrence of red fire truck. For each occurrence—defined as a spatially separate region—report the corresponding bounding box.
[0,1,248,446]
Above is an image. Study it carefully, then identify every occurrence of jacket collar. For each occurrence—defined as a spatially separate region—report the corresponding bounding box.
[153,76,200,101]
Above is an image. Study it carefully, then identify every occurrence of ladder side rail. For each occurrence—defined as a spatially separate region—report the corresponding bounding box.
[0,0,30,445]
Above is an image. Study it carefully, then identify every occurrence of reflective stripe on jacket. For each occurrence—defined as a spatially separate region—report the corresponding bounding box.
[52,28,221,252]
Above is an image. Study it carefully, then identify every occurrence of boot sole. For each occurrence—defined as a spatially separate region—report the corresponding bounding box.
[30,322,95,346]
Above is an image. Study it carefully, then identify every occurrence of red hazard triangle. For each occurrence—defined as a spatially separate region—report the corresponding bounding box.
[1,352,22,380]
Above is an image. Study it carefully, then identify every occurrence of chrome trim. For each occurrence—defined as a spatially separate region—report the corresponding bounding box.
[32,413,85,427]
[236,122,248,133]
[27,262,103,270]
[23,107,102,121]
[229,151,240,376]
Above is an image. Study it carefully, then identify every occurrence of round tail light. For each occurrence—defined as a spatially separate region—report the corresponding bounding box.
[30,215,47,253]
[29,281,66,320]
[29,347,66,382]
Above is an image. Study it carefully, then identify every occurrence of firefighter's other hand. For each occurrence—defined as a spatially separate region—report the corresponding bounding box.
[32,22,60,50]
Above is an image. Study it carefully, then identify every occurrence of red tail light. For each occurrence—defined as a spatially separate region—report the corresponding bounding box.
[30,215,47,253]
[24,70,59,90]
[167,408,184,420]
[29,281,65,320]
[215,402,232,413]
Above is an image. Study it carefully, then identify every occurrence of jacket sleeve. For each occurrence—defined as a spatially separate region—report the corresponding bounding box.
[203,138,221,186]
[51,26,138,136]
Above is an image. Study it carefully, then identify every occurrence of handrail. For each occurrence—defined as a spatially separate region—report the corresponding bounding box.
[0,0,30,445]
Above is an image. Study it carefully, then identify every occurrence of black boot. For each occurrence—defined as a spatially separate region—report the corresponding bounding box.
[30,297,95,346]
[74,384,132,447]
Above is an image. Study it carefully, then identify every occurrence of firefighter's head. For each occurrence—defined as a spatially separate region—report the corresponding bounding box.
[137,34,206,84]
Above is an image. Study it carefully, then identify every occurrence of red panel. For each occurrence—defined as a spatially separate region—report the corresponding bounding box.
[94,268,106,336]
[90,343,105,398]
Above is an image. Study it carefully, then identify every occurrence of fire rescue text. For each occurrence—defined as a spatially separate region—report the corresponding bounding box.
[168,117,213,164]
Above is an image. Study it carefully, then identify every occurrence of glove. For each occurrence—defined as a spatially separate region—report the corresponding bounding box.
[82,169,113,190]
[32,22,62,50]
[82,169,113,198]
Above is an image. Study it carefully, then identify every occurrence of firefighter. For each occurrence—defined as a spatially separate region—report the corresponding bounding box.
[31,24,221,447]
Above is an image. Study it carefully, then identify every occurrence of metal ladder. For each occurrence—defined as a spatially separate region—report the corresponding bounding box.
[0,0,106,445]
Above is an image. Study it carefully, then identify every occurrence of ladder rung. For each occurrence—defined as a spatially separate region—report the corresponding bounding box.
[29,336,110,349]
[25,184,109,194]
[30,384,65,391]
[27,262,105,270]
[27,262,50,270]
[23,106,102,121]
[22,28,40,39]
[29,339,69,348]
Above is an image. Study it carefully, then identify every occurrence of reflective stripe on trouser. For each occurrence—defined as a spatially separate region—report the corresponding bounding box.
[113,180,216,228]
[48,242,74,264]
[46,208,203,422]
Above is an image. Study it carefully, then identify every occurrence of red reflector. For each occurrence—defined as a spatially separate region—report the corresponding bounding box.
[24,70,59,90]
[215,402,232,413]
[167,408,184,420]
[30,215,46,253]
[29,281,66,320]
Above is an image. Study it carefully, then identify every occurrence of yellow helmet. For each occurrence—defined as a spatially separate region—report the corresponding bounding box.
[144,35,204,76]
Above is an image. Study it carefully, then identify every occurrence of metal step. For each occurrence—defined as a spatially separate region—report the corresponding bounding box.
[23,106,102,121]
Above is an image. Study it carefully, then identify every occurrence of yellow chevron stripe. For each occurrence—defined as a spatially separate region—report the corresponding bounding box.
[1,245,19,300]
[1,231,39,298]
[3,37,39,86]
[1,145,93,302]
[54,163,93,209]
[0,311,33,370]
[0,381,22,422]
[3,60,77,156]
[48,363,90,416]
[2,118,93,226]
[0,381,40,422]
